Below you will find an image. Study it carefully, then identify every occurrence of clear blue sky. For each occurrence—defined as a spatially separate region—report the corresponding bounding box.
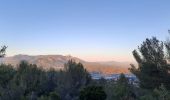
[0,0,170,62]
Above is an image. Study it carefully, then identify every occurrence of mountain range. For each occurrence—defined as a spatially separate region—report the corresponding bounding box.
[0,55,133,74]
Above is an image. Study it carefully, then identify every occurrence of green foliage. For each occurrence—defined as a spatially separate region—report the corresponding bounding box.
[0,61,51,99]
[112,74,136,100]
[0,64,16,88]
[14,61,45,94]
[64,60,91,86]
[57,60,91,100]
[153,84,170,100]
[139,94,155,100]
[38,92,60,100]
[0,45,7,57]
[79,86,106,100]
[38,96,49,100]
[139,84,170,100]
[0,60,91,100]
[49,92,60,100]
[129,37,170,90]
[117,74,129,85]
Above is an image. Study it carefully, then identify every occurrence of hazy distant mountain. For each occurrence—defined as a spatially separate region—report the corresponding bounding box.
[0,54,132,74]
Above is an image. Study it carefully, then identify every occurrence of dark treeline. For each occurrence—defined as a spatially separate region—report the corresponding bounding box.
[1,60,135,100]
[1,34,170,100]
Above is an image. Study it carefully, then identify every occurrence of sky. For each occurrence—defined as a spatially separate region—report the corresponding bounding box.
[0,0,170,62]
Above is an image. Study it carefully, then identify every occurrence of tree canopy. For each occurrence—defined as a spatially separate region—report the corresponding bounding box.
[130,37,170,90]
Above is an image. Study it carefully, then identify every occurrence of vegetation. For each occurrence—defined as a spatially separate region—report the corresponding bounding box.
[130,37,170,90]
[79,86,106,100]
[1,32,170,100]
[0,46,7,57]
[0,59,93,100]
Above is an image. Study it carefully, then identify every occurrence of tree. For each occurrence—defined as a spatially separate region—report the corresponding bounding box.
[165,30,170,60]
[117,74,129,85]
[4,61,47,100]
[38,92,60,100]
[129,37,170,90]
[0,46,7,57]
[0,64,16,88]
[57,60,91,100]
[0,45,8,87]
[79,86,106,100]
[153,84,170,100]
[139,84,170,100]
[49,92,60,100]
[112,74,136,100]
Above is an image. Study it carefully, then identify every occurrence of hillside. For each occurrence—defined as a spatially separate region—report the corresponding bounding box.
[0,55,132,74]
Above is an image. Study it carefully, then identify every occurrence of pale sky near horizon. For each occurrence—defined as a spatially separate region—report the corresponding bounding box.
[0,0,170,62]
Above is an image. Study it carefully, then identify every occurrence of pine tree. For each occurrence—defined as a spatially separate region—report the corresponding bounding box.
[129,37,170,90]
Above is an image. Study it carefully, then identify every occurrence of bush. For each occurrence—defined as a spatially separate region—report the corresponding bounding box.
[79,86,106,100]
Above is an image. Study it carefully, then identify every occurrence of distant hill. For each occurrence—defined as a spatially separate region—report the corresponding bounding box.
[0,55,133,74]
